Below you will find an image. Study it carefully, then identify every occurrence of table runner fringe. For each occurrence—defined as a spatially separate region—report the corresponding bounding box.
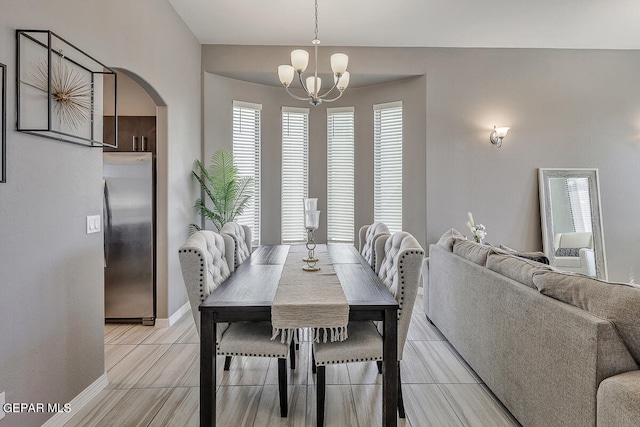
[272,326,348,343]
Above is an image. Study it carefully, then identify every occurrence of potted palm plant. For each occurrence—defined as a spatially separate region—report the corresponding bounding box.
[191,148,253,232]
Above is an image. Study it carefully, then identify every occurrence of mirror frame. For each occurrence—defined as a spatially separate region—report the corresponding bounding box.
[538,168,608,279]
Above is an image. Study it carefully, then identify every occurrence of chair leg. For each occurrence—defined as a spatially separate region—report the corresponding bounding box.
[278,358,288,417]
[289,338,296,370]
[316,365,326,427]
[224,356,232,371]
[312,347,317,374]
[398,361,405,418]
[296,328,301,350]
[376,360,383,375]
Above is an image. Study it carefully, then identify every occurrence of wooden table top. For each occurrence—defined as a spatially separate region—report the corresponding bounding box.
[200,244,398,316]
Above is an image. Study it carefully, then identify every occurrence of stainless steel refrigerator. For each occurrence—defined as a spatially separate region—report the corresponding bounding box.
[103,152,155,325]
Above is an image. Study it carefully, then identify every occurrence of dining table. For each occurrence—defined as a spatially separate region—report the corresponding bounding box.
[199,243,400,426]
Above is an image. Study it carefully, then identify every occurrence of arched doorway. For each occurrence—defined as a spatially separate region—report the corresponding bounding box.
[102,69,169,325]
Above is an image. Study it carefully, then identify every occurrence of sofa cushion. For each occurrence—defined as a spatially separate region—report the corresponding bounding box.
[436,228,465,251]
[486,253,555,288]
[452,238,492,265]
[533,271,640,365]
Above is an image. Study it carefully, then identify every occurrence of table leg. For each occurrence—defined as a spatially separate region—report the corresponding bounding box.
[383,308,398,426]
[200,311,216,426]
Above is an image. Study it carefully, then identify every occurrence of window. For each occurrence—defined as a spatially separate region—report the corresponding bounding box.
[281,107,309,243]
[327,107,355,242]
[233,101,261,246]
[373,101,403,233]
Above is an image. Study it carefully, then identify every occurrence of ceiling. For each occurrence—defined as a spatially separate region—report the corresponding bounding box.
[168,0,640,50]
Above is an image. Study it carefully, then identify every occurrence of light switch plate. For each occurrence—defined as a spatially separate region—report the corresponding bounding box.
[86,215,101,234]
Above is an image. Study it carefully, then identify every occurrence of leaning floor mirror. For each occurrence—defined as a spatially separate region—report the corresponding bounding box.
[538,168,608,279]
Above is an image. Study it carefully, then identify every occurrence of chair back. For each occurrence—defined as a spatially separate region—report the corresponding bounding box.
[358,222,390,270]
[375,231,424,360]
[554,232,593,250]
[178,230,233,336]
[220,222,252,269]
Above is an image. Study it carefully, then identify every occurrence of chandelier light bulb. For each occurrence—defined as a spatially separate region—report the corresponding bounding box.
[330,53,349,75]
[278,65,295,86]
[291,49,309,72]
[334,71,350,90]
[306,76,321,96]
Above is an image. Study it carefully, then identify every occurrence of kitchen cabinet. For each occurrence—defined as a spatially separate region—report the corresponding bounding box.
[103,116,156,154]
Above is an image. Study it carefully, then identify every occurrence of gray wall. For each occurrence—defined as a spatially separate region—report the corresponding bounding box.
[104,71,156,116]
[424,48,640,283]
[202,45,640,283]
[0,1,200,425]
[203,72,427,246]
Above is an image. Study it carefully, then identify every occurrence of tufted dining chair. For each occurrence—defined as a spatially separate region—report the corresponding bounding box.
[220,222,252,269]
[178,230,292,417]
[312,231,424,426]
[358,222,390,272]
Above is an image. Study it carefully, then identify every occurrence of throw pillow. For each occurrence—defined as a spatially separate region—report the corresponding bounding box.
[532,271,640,365]
[486,253,555,288]
[555,247,585,257]
[498,244,550,264]
[436,228,465,251]
[452,238,492,266]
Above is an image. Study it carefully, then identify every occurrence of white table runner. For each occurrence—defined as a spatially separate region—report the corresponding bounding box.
[271,244,349,343]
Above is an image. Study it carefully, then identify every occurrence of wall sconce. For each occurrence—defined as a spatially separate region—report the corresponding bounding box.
[490,126,510,148]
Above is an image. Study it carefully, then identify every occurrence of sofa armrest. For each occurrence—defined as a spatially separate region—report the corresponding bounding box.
[597,371,640,427]
[579,247,596,277]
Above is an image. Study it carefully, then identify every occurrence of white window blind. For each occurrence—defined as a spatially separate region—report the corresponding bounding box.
[233,101,261,246]
[281,107,309,243]
[374,101,403,233]
[566,177,592,233]
[327,107,355,242]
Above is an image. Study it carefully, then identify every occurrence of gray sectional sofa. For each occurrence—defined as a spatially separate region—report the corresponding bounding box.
[423,229,640,427]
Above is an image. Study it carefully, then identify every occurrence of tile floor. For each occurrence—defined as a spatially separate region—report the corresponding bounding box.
[63,293,520,426]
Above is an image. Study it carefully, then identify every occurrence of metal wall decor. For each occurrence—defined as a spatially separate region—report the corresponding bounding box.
[16,30,117,147]
[1,63,6,182]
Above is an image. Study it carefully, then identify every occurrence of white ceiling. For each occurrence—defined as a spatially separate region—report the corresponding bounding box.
[168,0,640,50]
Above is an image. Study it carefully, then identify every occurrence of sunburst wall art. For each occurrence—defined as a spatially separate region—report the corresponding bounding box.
[26,52,93,130]
[16,29,117,147]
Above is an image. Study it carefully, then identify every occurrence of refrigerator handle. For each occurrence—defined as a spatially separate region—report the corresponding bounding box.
[103,179,112,268]
[141,136,146,151]
[132,136,138,151]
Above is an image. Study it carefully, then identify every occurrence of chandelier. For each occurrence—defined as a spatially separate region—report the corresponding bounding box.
[277,0,350,106]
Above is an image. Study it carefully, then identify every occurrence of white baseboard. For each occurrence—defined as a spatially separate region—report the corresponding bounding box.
[154,301,190,328]
[41,372,108,427]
